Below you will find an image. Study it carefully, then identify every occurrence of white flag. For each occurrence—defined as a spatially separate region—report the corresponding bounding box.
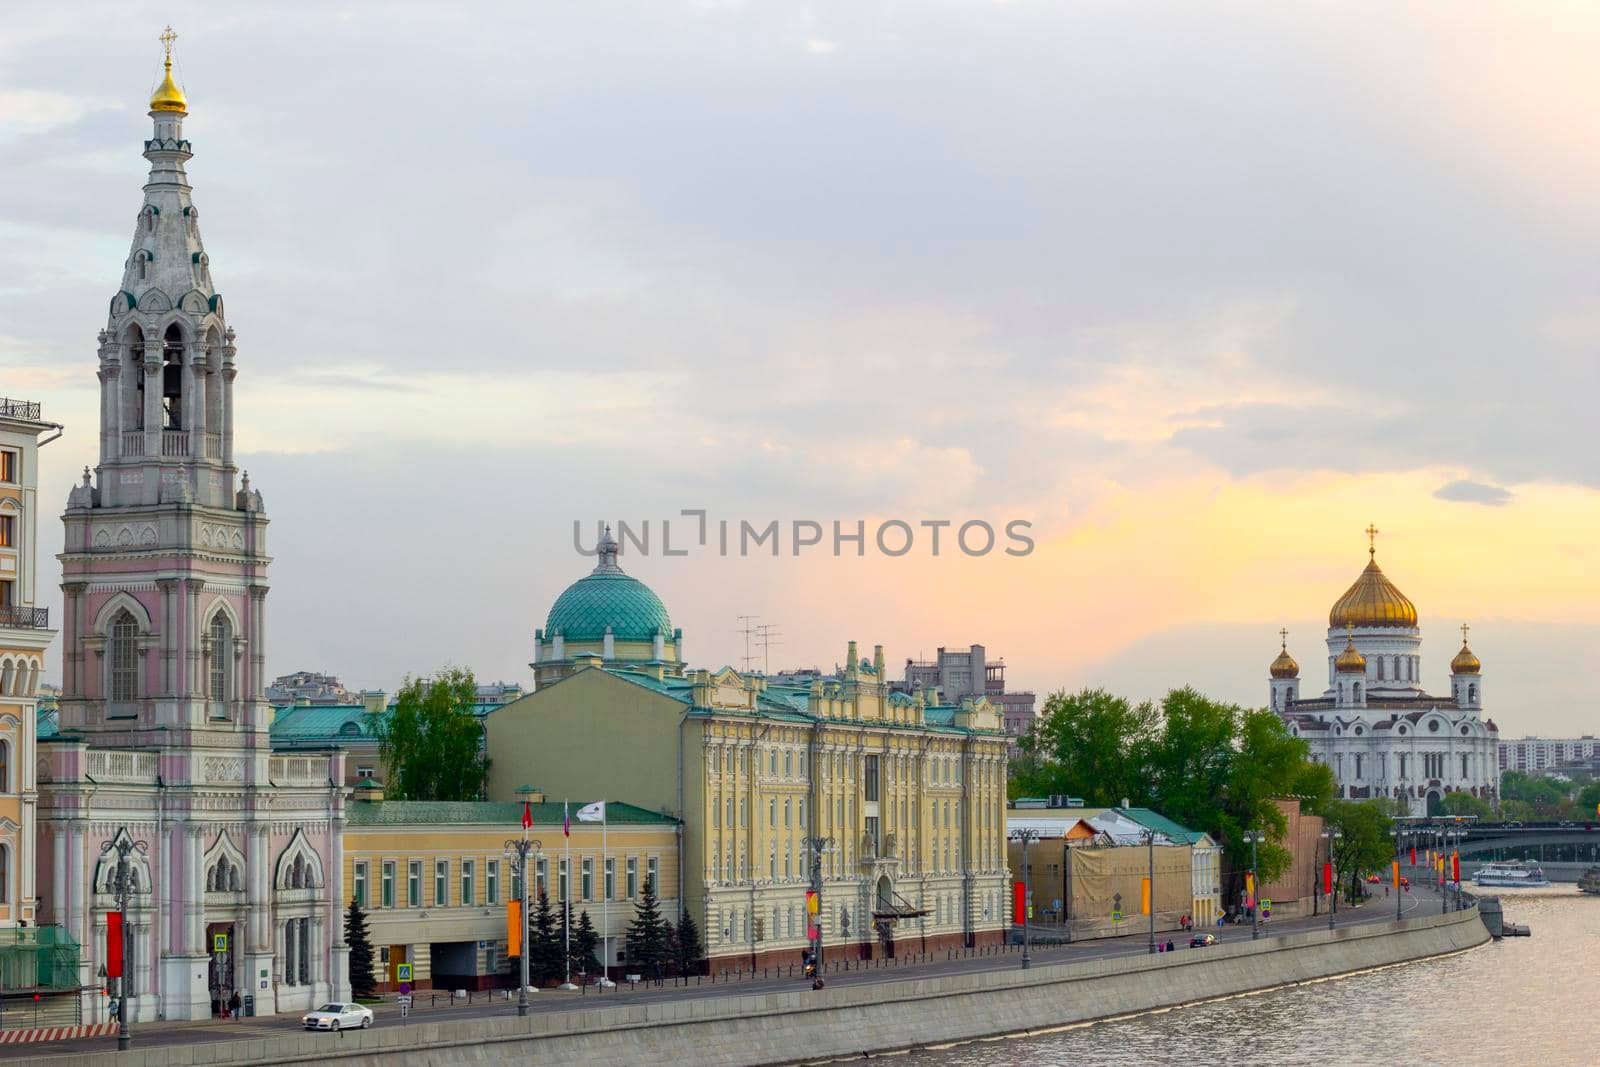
[576,800,606,823]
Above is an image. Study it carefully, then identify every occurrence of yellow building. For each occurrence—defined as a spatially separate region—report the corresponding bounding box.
[0,397,59,927]
[487,537,1013,970]
[343,783,680,990]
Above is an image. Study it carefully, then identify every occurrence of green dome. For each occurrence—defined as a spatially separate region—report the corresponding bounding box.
[545,527,673,643]
[545,571,673,642]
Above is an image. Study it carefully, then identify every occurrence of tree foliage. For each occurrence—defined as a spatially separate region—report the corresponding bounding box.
[375,667,490,801]
[1014,686,1339,884]
[345,897,376,999]
[674,911,703,976]
[570,910,601,978]
[529,890,564,984]
[625,877,671,975]
[1439,791,1494,820]
[1324,800,1397,902]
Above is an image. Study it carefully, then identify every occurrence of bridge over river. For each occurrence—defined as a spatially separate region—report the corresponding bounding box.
[1397,819,1600,880]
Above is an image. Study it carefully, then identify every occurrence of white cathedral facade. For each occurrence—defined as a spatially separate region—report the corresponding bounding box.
[1271,533,1498,818]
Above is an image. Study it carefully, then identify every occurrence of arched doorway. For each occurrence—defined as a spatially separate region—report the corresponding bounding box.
[1426,789,1443,817]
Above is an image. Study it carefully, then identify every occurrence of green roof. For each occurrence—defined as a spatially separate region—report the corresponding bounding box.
[345,799,677,827]
[37,706,58,740]
[1117,807,1209,845]
[271,704,375,742]
[545,571,673,642]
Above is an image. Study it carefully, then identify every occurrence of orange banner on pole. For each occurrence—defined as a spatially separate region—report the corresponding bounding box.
[1141,877,1151,916]
[507,899,523,957]
[1392,860,1400,887]
[1244,872,1255,908]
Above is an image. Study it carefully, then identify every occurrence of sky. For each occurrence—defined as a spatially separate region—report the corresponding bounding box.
[3,2,1599,737]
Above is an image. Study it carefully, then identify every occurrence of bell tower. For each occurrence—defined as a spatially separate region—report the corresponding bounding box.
[57,27,271,748]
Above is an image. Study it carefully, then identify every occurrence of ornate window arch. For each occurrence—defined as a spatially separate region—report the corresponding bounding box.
[109,610,140,703]
[273,829,325,891]
[203,831,247,893]
[0,737,9,792]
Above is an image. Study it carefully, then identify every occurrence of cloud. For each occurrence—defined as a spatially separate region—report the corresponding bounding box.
[0,89,120,134]
[1433,480,1513,507]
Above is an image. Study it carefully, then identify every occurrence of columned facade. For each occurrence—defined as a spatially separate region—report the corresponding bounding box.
[35,42,347,1021]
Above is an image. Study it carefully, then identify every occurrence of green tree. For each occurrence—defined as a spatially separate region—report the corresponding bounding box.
[375,667,490,801]
[529,890,564,984]
[1011,688,1159,806]
[1500,771,1571,816]
[1439,792,1494,821]
[625,877,670,977]
[1324,800,1396,903]
[345,897,376,999]
[570,910,601,979]
[674,911,703,977]
[1578,781,1600,819]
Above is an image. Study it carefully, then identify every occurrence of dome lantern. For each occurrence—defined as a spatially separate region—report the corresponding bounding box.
[149,26,188,114]
[544,525,674,643]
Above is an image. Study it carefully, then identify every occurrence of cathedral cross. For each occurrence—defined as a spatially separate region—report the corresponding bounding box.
[1365,524,1379,557]
[1279,627,1289,650]
[160,26,178,59]
[1461,622,1470,644]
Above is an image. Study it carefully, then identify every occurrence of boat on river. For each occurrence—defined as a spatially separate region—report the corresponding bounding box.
[1472,861,1550,888]
[1578,867,1600,895]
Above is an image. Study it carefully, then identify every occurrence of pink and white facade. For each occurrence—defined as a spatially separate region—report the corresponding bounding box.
[36,71,347,1021]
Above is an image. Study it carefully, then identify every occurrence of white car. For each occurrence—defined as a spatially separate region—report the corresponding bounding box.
[302,1002,373,1031]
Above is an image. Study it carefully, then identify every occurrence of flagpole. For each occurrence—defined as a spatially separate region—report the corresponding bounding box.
[564,799,572,988]
[601,804,608,983]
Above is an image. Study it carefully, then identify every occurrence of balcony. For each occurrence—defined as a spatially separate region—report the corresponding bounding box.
[0,606,48,628]
[0,397,42,420]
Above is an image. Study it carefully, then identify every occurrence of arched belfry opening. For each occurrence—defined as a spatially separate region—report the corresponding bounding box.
[162,322,185,429]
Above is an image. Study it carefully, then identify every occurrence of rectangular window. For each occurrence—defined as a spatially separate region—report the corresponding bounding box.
[0,514,13,548]
[353,862,368,908]
[462,859,476,906]
[647,856,659,896]
[604,858,615,900]
[511,858,524,902]
[626,857,638,898]
[864,755,880,802]
[581,858,594,900]
[536,857,548,899]
[435,860,448,906]
[865,816,880,857]
[356,766,375,779]
[0,451,14,483]
[408,861,422,907]
[382,862,395,909]
[487,860,500,905]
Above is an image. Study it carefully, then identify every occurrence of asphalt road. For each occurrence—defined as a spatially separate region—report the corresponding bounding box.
[16,886,1438,1062]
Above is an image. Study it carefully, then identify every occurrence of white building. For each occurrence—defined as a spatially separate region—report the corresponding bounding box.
[1498,737,1600,775]
[1272,532,1498,817]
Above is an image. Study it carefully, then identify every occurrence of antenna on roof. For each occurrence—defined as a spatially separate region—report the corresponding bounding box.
[755,623,782,675]
[736,615,760,673]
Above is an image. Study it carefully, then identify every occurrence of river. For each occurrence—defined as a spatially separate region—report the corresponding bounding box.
[899,888,1591,1067]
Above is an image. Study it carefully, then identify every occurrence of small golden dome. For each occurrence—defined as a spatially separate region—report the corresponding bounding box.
[1451,625,1481,675]
[1335,635,1367,674]
[1270,632,1299,679]
[150,56,187,113]
[1328,543,1417,630]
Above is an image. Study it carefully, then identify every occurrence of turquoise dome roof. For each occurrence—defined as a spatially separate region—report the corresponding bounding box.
[544,527,673,642]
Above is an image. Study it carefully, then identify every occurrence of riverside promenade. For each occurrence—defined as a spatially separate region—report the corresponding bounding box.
[17,888,1472,1065]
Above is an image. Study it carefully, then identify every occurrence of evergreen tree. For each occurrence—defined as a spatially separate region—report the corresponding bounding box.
[530,890,564,985]
[662,921,682,977]
[675,910,704,977]
[345,897,376,999]
[571,910,601,978]
[626,876,670,976]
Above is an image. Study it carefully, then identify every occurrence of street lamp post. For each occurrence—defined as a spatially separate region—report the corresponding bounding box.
[1390,826,1404,921]
[1010,828,1038,969]
[100,833,147,1051]
[1141,829,1157,955]
[502,837,543,1016]
[1321,827,1343,931]
[1242,831,1263,941]
[804,835,834,978]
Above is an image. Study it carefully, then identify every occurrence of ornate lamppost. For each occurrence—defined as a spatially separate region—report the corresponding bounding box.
[1242,830,1263,940]
[1140,828,1157,955]
[804,835,835,979]
[100,833,147,1051]
[1009,828,1039,968]
[1320,827,1343,930]
[502,837,543,1016]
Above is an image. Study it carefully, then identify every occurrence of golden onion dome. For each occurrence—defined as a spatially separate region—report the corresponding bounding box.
[1269,633,1299,679]
[1328,547,1417,629]
[1450,626,1481,675]
[150,56,187,113]
[1334,636,1367,674]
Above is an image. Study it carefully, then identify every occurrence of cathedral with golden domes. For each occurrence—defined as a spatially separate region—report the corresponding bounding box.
[1270,528,1497,817]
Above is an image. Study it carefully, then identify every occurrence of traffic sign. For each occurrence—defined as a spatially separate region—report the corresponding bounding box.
[398,995,411,1020]
[213,933,229,953]
[396,963,413,982]
[399,981,412,995]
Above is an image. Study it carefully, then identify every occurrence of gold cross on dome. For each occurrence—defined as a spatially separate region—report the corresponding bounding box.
[1279,627,1289,649]
[1365,524,1379,556]
[159,25,178,59]
[1461,622,1470,644]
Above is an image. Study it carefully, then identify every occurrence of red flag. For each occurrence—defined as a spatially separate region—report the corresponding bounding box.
[1451,852,1460,882]
[521,800,532,831]
[1012,880,1026,924]
[1409,846,1416,866]
[106,912,124,978]
[1322,862,1333,895]
[563,800,570,838]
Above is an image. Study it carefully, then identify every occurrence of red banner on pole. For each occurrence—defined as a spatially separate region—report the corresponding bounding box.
[1409,846,1416,866]
[1451,852,1460,882]
[1323,862,1333,895]
[106,911,124,978]
[1012,881,1026,925]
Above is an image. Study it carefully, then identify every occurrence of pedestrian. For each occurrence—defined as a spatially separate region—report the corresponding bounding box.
[230,991,242,1020]
[1166,940,1175,953]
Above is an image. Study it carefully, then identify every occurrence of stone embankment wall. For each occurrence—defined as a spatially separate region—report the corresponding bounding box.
[41,909,1488,1067]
